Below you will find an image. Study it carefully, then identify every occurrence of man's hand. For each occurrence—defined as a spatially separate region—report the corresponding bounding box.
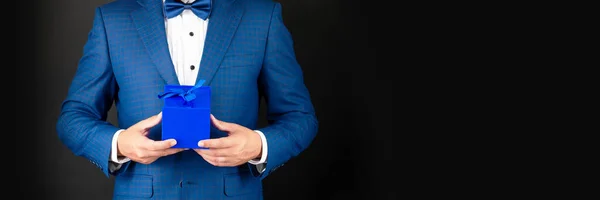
[117,112,186,164]
[195,114,262,167]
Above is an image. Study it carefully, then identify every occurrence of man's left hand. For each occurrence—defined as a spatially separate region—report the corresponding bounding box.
[195,114,262,167]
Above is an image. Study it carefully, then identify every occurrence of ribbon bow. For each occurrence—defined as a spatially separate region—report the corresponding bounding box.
[164,0,212,20]
[158,80,206,102]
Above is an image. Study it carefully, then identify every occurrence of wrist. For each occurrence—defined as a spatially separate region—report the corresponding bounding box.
[254,133,263,159]
[111,129,129,163]
[116,130,125,157]
[248,130,267,165]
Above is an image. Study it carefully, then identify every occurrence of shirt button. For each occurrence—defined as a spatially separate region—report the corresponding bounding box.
[190,65,195,70]
[189,32,194,36]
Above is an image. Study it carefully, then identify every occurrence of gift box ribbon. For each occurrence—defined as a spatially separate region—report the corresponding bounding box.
[158,80,206,103]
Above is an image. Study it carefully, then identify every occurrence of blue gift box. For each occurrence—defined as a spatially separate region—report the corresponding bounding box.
[158,80,210,149]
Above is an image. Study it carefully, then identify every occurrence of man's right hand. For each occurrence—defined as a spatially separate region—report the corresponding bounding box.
[116,112,186,164]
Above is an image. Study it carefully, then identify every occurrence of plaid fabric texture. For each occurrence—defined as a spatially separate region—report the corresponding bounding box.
[56,0,318,199]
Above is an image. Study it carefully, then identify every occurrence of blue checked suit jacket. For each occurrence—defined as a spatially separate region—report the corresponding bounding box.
[55,0,318,199]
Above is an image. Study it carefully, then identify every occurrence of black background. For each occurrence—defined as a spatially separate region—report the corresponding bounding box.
[16,0,401,199]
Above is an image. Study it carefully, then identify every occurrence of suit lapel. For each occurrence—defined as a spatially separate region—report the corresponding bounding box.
[196,0,244,86]
[132,0,179,85]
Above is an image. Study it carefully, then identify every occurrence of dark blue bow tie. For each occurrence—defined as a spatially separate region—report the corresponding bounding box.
[164,0,212,20]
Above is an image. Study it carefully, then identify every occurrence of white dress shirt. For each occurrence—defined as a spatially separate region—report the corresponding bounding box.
[109,0,268,173]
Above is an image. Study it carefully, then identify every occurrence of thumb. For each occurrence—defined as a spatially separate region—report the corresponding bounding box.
[134,112,163,131]
[210,114,236,132]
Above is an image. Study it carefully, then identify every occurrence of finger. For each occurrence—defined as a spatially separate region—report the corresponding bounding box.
[196,150,231,166]
[134,112,163,131]
[138,157,158,165]
[145,148,187,157]
[144,138,177,150]
[196,148,232,157]
[198,137,235,149]
[210,114,236,132]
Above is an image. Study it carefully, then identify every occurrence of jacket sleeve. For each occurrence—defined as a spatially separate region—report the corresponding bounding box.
[56,7,121,178]
[251,2,319,179]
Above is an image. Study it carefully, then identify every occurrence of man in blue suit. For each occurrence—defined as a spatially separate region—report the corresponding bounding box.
[56,0,318,199]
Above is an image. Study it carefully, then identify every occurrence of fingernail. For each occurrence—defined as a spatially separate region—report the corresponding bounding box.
[170,140,177,145]
[198,141,204,147]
